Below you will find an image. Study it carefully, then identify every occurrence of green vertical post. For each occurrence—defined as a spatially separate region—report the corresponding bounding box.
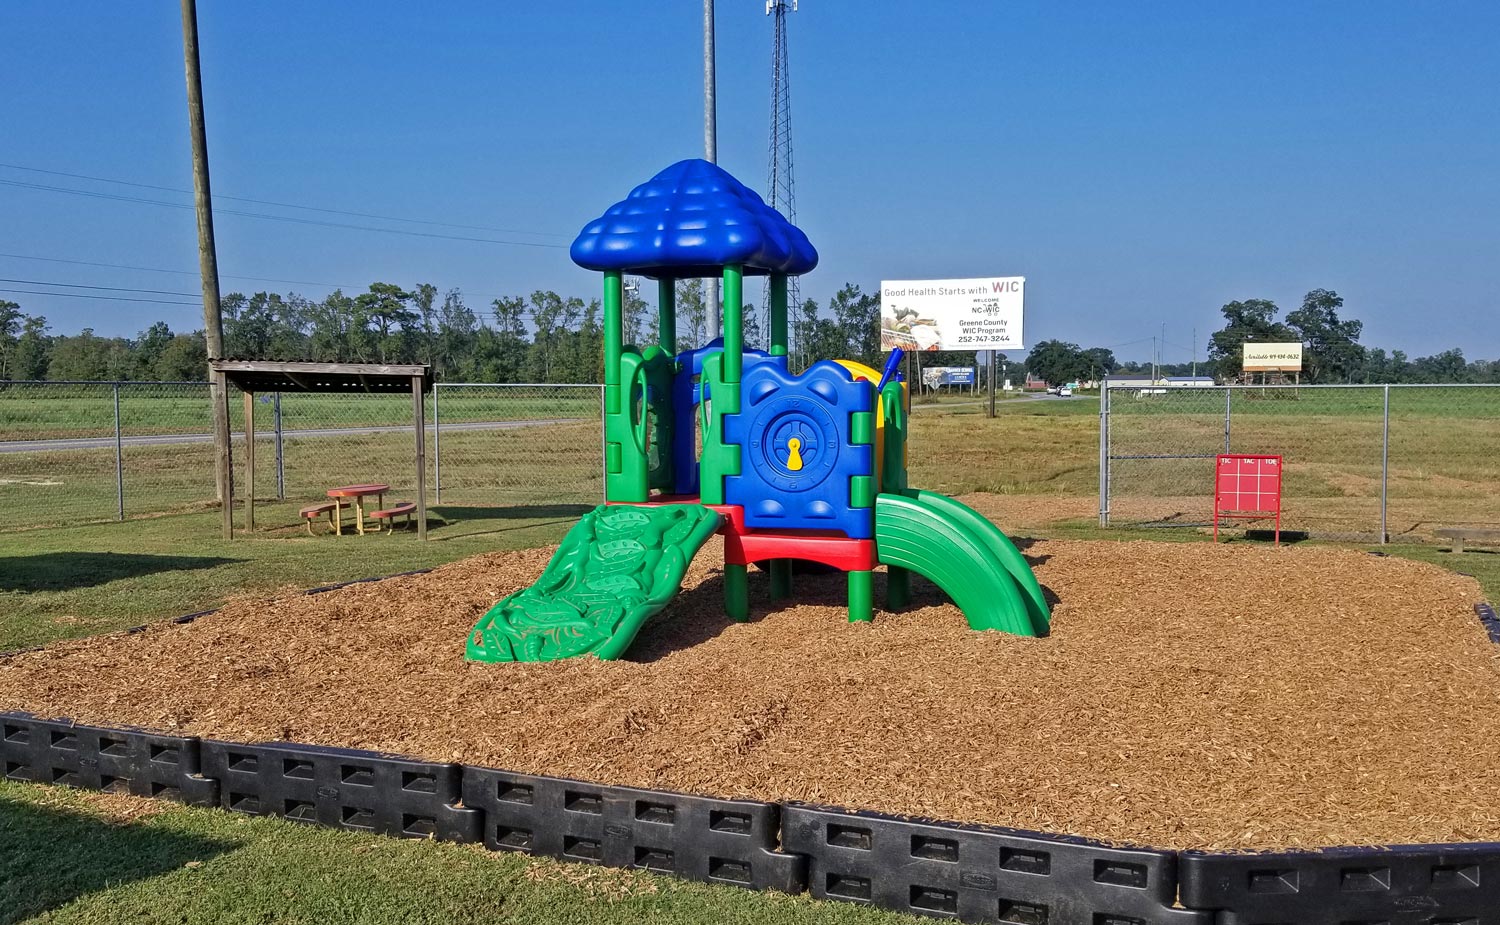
[769,559,792,599]
[722,265,743,381]
[886,567,911,609]
[769,273,788,357]
[658,278,677,353]
[604,271,623,414]
[725,563,749,621]
[848,570,874,623]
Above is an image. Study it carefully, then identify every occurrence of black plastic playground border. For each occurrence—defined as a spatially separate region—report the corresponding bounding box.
[4,589,1500,922]
[9,711,1500,924]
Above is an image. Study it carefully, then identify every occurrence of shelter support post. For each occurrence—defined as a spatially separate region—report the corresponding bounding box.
[413,375,428,541]
[216,370,232,539]
[243,390,255,532]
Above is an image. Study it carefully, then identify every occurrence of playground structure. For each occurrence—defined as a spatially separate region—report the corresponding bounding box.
[467,159,1049,663]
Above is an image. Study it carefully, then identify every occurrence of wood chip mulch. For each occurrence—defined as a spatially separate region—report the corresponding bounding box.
[2,538,1495,851]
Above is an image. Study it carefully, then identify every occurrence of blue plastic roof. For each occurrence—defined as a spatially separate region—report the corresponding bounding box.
[570,159,818,279]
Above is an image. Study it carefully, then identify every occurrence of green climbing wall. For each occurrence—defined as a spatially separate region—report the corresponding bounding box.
[466,503,722,663]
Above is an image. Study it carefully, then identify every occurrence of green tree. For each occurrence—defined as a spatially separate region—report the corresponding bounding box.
[306,290,357,362]
[1207,299,1295,379]
[1285,288,1364,382]
[154,332,207,380]
[1411,348,1469,383]
[133,321,174,378]
[483,295,530,382]
[623,280,649,348]
[47,329,119,380]
[675,279,707,352]
[1079,347,1117,381]
[0,300,22,379]
[355,283,417,363]
[11,314,50,380]
[412,283,438,366]
[1025,340,1086,387]
[433,288,478,379]
[827,283,880,364]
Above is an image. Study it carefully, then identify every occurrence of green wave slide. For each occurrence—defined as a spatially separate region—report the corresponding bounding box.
[466,503,722,663]
[874,489,1050,637]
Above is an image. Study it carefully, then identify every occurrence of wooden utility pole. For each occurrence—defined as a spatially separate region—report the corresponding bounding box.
[180,0,233,540]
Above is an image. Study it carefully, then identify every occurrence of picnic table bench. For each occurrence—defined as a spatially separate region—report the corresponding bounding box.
[370,501,418,534]
[299,501,339,535]
[1434,527,1500,553]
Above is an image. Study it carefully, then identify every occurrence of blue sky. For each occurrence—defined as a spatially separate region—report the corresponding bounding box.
[2,1,1497,363]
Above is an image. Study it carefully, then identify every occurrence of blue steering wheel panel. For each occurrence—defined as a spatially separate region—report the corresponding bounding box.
[725,360,874,538]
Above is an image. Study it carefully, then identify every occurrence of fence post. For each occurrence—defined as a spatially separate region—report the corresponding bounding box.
[113,383,124,521]
[1381,384,1390,544]
[1223,388,1232,453]
[1098,380,1110,527]
[273,391,285,500]
[433,382,442,504]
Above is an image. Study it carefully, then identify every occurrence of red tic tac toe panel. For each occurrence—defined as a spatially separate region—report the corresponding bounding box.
[1214,454,1283,544]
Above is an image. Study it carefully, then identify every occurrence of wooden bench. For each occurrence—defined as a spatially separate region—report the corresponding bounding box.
[1434,527,1500,553]
[299,501,338,536]
[369,501,417,534]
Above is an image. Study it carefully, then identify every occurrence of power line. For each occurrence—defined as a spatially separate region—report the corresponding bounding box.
[0,287,200,306]
[0,252,357,290]
[0,251,558,305]
[1,276,582,325]
[0,162,572,239]
[0,277,203,298]
[0,179,569,249]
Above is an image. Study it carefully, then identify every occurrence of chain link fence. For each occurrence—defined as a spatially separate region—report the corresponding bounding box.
[1100,383,1500,541]
[0,382,604,532]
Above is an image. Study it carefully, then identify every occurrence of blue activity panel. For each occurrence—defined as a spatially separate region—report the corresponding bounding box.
[670,339,783,495]
[725,360,874,538]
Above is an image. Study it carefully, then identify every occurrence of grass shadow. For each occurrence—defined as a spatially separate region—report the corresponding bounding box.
[0,552,238,593]
[0,792,237,924]
[425,504,594,540]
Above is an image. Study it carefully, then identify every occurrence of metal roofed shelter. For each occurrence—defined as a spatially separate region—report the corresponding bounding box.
[209,360,432,540]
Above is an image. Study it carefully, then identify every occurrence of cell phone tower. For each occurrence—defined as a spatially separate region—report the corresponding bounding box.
[764,0,799,360]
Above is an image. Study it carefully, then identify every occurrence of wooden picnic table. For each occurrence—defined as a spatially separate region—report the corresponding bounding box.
[326,483,390,536]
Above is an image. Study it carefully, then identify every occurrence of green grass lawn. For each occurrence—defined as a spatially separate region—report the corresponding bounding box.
[0,385,601,441]
[0,504,589,651]
[0,783,919,925]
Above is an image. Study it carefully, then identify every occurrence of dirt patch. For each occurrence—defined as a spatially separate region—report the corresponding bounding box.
[1,538,1495,851]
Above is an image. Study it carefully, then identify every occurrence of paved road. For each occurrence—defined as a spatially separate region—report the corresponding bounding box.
[0,418,584,454]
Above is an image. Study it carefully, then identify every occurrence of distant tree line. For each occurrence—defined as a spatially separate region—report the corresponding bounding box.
[1,283,1494,385]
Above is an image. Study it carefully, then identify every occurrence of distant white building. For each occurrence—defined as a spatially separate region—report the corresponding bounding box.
[1165,376,1216,388]
[1105,375,1217,389]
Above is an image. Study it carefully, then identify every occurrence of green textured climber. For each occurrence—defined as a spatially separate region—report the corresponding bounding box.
[466,503,722,663]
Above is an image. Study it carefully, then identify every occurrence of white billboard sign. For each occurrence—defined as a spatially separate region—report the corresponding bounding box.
[880,277,1024,352]
[1242,342,1304,372]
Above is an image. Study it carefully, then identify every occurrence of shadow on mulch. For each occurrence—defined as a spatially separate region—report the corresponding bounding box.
[0,552,238,594]
[628,561,1052,663]
[0,796,237,924]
